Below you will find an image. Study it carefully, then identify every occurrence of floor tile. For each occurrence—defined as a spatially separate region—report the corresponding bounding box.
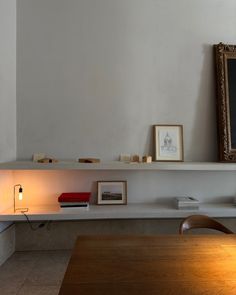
[0,285,20,295]
[24,250,71,286]
[0,250,71,295]
[0,251,39,293]
[17,285,60,295]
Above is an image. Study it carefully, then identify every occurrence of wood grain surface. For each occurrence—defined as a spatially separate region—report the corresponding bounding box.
[59,235,236,295]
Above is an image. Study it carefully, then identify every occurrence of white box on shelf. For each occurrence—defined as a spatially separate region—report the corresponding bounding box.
[174,197,199,210]
[60,205,89,212]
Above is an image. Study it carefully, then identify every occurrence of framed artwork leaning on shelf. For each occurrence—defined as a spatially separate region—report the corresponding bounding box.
[214,42,236,161]
[97,181,127,205]
[153,125,184,162]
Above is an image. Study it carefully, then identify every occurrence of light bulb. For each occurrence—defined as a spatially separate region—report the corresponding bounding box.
[19,187,23,201]
[14,184,28,213]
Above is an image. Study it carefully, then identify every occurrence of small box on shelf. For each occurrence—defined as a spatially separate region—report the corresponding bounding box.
[232,197,236,206]
[174,196,199,210]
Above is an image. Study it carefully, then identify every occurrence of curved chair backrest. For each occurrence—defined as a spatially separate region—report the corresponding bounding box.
[179,215,233,234]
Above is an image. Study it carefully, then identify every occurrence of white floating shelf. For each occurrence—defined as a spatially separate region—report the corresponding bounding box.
[1,160,236,171]
[1,203,236,221]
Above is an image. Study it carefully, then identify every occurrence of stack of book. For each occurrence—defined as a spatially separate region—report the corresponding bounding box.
[174,197,199,210]
[233,197,236,206]
[58,192,91,211]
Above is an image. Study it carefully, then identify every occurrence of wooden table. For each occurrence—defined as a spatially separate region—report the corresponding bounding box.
[59,235,236,295]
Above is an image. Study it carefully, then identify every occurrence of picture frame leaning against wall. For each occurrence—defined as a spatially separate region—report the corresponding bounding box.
[153,125,184,162]
[215,42,236,162]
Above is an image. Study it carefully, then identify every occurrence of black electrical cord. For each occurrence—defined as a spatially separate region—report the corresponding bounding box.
[22,212,48,231]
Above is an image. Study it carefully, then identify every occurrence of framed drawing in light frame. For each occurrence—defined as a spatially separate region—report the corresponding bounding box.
[97,181,127,205]
[154,125,184,162]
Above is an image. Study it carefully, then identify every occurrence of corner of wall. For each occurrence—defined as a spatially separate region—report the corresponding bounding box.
[0,224,15,266]
[0,0,17,264]
[0,170,16,264]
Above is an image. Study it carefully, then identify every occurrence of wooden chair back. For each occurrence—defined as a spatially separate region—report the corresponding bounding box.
[179,214,233,234]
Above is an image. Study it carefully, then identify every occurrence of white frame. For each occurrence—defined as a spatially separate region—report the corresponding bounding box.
[154,125,184,161]
[97,181,127,205]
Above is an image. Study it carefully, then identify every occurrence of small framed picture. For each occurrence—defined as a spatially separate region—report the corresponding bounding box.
[154,125,184,161]
[97,181,127,205]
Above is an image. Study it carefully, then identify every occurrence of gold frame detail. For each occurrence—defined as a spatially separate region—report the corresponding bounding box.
[214,42,236,161]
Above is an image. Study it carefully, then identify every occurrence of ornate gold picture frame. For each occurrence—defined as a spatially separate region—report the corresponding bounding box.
[214,43,236,161]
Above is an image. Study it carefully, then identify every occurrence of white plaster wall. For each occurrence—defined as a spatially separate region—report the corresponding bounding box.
[0,0,16,224]
[16,0,236,161]
[0,0,16,162]
[0,0,16,263]
[0,225,15,264]
[0,171,14,231]
[13,170,236,207]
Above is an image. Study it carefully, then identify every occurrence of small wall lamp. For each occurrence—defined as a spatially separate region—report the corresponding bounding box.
[14,184,28,213]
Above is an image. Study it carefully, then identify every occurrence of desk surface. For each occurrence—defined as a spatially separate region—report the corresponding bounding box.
[59,235,236,295]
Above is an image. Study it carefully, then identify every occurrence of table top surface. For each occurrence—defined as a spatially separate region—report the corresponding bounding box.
[59,235,236,295]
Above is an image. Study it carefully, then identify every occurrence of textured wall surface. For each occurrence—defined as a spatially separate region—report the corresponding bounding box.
[13,170,236,207]
[0,225,15,265]
[2,0,236,259]
[15,219,236,251]
[0,0,16,263]
[17,0,236,161]
[0,0,16,162]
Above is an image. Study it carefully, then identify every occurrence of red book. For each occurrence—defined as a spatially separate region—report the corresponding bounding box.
[58,192,91,203]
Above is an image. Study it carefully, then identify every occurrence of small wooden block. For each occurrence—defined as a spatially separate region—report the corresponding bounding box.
[131,155,141,163]
[33,153,46,162]
[142,156,152,163]
[78,158,100,163]
[37,157,58,163]
[120,154,131,162]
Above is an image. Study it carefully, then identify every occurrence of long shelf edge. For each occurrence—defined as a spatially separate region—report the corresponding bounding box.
[1,161,236,171]
[1,204,236,221]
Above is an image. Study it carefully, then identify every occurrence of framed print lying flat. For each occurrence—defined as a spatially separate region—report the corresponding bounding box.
[97,181,127,205]
[154,125,184,162]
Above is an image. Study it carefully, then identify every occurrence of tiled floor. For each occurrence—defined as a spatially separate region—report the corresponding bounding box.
[0,250,71,295]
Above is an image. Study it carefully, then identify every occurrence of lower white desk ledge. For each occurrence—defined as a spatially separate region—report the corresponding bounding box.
[0,203,236,221]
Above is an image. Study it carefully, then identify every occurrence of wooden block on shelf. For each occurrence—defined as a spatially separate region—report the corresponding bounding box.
[33,153,46,162]
[142,156,152,163]
[131,154,141,163]
[119,154,131,162]
[78,158,100,163]
[37,157,58,163]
